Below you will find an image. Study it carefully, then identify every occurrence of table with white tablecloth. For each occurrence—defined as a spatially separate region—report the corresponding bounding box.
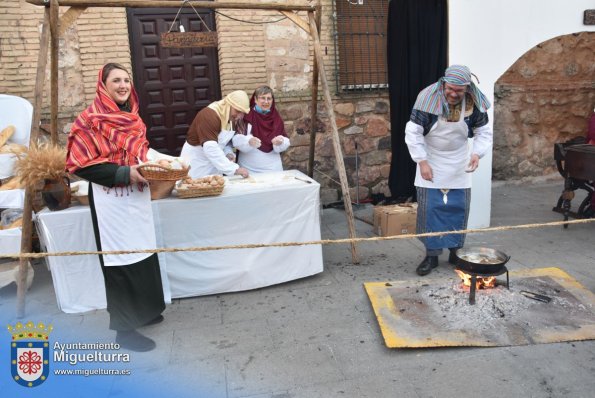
[35,170,323,313]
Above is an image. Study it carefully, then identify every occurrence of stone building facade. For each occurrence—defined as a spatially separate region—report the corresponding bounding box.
[0,1,132,122]
[493,31,594,180]
[0,0,391,202]
[2,1,591,198]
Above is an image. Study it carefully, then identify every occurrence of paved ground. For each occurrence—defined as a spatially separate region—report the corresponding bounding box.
[1,177,594,397]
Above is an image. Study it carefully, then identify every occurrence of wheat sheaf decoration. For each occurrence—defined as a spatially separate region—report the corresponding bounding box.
[14,143,67,189]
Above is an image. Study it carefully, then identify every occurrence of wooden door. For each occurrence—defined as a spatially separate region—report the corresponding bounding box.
[127,7,220,155]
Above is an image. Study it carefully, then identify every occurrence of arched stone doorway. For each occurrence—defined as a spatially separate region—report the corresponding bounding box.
[492,31,594,180]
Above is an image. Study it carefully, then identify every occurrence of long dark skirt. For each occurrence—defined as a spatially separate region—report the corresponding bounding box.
[88,185,165,331]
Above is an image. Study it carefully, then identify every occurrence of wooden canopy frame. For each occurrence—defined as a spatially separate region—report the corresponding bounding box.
[18,0,360,317]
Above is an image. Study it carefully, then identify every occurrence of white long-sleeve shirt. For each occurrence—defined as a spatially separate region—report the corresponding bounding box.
[232,124,290,174]
[180,140,239,178]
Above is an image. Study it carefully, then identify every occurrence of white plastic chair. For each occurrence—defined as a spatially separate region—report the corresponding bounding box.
[0,94,33,179]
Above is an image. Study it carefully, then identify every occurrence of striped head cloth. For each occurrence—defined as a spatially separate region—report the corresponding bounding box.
[208,90,250,131]
[413,65,491,116]
[66,65,149,173]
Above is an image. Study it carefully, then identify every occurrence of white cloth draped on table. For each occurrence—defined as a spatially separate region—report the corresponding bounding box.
[36,170,323,313]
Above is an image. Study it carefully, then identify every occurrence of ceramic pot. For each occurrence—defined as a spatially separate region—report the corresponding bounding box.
[41,176,71,211]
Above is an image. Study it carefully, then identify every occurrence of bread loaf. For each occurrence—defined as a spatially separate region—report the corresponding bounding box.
[0,125,16,148]
[5,218,23,229]
[0,143,27,154]
[178,175,225,190]
[0,177,21,191]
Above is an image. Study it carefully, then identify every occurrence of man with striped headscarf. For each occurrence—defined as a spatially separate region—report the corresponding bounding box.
[404,65,493,276]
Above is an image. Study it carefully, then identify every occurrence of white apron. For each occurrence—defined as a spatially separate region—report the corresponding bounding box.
[92,183,156,266]
[414,98,471,189]
[181,130,235,178]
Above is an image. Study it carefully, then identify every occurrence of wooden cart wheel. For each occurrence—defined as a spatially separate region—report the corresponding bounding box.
[578,192,593,218]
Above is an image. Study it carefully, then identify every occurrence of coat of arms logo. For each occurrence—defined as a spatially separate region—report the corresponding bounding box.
[7,321,53,387]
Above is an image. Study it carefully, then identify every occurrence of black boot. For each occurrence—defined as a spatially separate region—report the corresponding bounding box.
[448,248,459,266]
[116,330,156,352]
[416,256,438,276]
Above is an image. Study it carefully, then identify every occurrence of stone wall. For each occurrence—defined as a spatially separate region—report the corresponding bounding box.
[216,0,336,97]
[0,2,131,142]
[278,95,392,202]
[0,1,42,104]
[493,31,594,180]
[216,0,390,201]
[0,1,391,201]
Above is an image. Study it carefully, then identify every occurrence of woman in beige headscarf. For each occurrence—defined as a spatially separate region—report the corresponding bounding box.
[181,90,250,178]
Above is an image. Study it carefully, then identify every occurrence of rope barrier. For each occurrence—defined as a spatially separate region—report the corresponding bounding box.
[2,217,593,260]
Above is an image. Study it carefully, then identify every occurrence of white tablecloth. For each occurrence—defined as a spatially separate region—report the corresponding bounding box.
[35,170,323,313]
[0,227,21,256]
[0,94,32,179]
[0,189,25,209]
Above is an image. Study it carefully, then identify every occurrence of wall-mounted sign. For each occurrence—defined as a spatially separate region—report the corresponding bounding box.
[160,32,218,48]
[585,10,595,25]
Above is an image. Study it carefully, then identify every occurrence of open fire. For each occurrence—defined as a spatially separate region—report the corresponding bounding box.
[452,249,510,305]
[455,269,497,289]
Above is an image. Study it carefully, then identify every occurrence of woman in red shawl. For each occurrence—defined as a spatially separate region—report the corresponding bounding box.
[232,86,290,173]
[66,63,165,352]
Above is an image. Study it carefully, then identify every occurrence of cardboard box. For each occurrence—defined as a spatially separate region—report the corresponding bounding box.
[373,203,417,237]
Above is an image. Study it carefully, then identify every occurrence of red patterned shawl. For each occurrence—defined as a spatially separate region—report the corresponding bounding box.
[66,68,149,173]
[243,92,287,153]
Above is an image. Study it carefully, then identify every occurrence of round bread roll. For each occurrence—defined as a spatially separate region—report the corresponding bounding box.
[157,159,171,168]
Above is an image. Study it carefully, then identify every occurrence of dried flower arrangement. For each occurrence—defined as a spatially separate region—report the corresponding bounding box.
[14,143,67,189]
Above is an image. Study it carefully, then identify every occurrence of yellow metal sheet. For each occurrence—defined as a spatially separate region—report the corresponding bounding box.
[365,267,595,348]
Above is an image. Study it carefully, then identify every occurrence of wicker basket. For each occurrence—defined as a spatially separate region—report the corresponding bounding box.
[148,179,176,200]
[177,184,224,199]
[138,163,189,181]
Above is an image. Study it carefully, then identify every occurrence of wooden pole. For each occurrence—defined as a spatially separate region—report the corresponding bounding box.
[26,0,315,11]
[307,2,321,178]
[30,8,51,142]
[59,6,87,36]
[279,10,309,33]
[16,8,51,318]
[307,12,359,264]
[50,0,59,144]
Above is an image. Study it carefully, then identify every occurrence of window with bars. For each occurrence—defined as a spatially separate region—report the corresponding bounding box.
[333,0,389,92]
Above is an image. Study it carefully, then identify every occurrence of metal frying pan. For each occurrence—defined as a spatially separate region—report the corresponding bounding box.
[454,247,510,274]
